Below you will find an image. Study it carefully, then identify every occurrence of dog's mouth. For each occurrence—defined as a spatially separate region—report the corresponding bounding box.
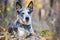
[18,18,30,25]
[21,20,30,25]
[18,15,30,25]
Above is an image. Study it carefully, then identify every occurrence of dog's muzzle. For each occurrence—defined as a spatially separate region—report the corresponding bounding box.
[25,17,29,22]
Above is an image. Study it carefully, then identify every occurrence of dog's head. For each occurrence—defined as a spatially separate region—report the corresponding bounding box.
[16,1,33,25]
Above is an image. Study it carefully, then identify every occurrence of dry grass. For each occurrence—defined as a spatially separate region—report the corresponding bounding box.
[52,35,60,40]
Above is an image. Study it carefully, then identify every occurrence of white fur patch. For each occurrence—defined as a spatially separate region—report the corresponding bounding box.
[18,27,25,36]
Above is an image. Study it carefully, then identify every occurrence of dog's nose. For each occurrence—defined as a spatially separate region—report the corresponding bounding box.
[25,17,29,22]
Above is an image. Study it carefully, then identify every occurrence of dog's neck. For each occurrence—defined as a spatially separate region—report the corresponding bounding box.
[16,20,31,31]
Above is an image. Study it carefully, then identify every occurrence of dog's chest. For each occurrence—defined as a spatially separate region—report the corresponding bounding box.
[16,22,31,36]
[18,27,25,36]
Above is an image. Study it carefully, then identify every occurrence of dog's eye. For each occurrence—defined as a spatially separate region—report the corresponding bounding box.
[28,12,31,14]
[22,13,24,15]
[17,11,20,14]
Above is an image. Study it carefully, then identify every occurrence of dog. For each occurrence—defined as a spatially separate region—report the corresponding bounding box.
[8,1,34,38]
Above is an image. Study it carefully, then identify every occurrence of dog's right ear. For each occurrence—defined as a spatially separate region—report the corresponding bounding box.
[16,2,22,11]
[28,1,33,11]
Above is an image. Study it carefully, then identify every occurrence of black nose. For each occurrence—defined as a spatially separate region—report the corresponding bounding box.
[25,17,29,22]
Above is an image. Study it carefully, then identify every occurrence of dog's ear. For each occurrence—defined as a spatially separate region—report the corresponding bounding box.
[16,2,22,11]
[28,1,33,11]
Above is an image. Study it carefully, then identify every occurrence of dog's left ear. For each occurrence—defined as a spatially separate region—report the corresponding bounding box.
[28,1,33,11]
[16,2,22,11]
[16,2,22,14]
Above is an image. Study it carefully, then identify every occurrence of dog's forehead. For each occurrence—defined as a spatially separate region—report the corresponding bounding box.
[19,8,30,13]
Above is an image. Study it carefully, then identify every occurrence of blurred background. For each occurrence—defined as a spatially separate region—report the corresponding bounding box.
[0,0,60,40]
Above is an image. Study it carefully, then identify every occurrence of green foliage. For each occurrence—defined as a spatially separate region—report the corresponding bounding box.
[0,19,6,26]
[40,29,54,37]
[40,29,48,36]
[0,11,9,26]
